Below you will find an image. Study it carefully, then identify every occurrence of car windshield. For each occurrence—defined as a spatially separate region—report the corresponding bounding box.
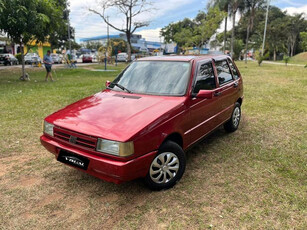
[109,61,191,96]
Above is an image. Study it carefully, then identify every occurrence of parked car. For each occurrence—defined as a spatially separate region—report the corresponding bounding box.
[82,54,93,63]
[24,53,41,65]
[41,55,243,190]
[116,52,128,62]
[51,53,62,64]
[0,54,19,65]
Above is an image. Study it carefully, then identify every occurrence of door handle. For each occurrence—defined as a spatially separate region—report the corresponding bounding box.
[214,91,222,97]
[233,82,239,88]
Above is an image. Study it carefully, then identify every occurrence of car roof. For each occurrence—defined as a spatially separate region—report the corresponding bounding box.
[137,55,230,62]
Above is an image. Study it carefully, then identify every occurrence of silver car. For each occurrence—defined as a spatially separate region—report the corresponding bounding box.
[51,53,62,64]
[24,53,41,65]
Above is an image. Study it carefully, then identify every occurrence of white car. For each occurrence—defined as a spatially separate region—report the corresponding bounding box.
[25,53,41,65]
[50,53,62,64]
[116,52,128,62]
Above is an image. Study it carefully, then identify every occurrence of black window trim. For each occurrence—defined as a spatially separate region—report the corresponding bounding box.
[214,58,235,86]
[227,57,240,80]
[191,59,216,97]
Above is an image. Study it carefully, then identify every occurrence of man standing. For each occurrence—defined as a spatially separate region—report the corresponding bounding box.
[43,50,54,81]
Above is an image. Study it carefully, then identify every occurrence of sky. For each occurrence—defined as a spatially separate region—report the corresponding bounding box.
[69,0,307,43]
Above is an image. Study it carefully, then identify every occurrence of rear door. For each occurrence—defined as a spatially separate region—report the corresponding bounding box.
[213,59,239,122]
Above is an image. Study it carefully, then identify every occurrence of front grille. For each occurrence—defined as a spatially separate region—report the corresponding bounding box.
[54,127,97,150]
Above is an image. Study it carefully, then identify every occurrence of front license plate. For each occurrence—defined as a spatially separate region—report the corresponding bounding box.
[58,150,89,170]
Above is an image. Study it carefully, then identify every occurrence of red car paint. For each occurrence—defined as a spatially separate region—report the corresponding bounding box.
[82,55,92,63]
[40,55,243,184]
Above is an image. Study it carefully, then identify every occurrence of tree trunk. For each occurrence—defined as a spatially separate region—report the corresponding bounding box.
[126,33,131,62]
[231,10,236,58]
[273,48,276,61]
[290,41,294,57]
[20,42,26,79]
[223,15,227,53]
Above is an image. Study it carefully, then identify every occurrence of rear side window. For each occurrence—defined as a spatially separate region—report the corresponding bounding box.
[228,60,239,79]
[215,60,233,85]
[193,62,216,93]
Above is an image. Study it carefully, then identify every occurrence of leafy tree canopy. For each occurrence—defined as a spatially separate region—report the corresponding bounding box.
[161,7,225,50]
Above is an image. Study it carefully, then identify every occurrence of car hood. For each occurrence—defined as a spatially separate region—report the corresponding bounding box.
[46,90,186,142]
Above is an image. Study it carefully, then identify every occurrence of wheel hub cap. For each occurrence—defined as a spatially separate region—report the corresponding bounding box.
[233,107,241,127]
[149,152,179,184]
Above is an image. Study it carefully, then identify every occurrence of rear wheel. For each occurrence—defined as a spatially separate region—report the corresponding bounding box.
[224,102,241,132]
[145,141,186,190]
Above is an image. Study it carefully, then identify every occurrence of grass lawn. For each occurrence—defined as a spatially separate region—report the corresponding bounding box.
[0,62,306,229]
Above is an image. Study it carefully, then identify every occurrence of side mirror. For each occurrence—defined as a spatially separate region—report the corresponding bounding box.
[105,80,111,88]
[196,90,213,99]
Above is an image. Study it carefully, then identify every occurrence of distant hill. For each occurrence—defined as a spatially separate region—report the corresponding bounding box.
[290,52,307,64]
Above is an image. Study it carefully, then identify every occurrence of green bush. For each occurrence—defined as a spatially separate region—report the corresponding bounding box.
[255,50,270,66]
[15,53,22,63]
[283,55,290,66]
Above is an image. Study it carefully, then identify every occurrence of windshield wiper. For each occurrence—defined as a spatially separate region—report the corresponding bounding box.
[112,83,132,93]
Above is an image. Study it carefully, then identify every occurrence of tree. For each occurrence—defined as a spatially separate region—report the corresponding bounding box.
[47,0,73,51]
[89,0,153,61]
[161,7,225,51]
[229,0,245,57]
[285,13,307,56]
[189,7,225,49]
[266,17,288,60]
[0,0,64,79]
[300,32,307,52]
[161,18,195,48]
[242,0,264,63]
[208,0,231,53]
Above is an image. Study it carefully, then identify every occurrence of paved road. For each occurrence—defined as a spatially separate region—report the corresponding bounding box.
[262,61,305,67]
[0,62,100,70]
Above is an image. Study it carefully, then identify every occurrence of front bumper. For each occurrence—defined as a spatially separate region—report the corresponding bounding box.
[40,135,157,184]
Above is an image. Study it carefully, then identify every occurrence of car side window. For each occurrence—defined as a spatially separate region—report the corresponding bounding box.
[228,59,239,80]
[215,60,233,85]
[193,62,216,94]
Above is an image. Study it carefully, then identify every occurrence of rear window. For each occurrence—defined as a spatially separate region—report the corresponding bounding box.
[228,60,239,80]
[215,60,233,85]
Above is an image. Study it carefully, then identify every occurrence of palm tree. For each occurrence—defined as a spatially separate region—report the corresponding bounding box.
[229,0,245,57]
[243,0,264,63]
[208,0,231,53]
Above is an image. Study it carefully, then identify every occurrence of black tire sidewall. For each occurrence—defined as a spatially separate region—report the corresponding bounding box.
[232,103,241,129]
[224,102,241,132]
[145,141,186,190]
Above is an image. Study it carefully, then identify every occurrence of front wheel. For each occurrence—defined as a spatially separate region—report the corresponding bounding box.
[145,141,186,190]
[224,102,241,132]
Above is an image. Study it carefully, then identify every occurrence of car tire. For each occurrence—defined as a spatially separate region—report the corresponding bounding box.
[145,141,186,190]
[224,102,241,132]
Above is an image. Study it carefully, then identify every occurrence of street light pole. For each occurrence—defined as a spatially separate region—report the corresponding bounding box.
[262,0,270,55]
[67,18,71,54]
[104,16,109,71]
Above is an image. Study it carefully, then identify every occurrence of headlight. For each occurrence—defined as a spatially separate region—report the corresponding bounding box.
[43,121,54,136]
[96,138,134,157]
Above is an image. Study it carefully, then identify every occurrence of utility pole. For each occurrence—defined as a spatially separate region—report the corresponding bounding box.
[262,0,270,55]
[67,19,71,53]
[104,16,109,71]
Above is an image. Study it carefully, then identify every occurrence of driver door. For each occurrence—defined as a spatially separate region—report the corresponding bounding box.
[187,60,221,145]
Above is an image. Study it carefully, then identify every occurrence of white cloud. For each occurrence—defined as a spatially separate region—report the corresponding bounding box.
[283,4,307,18]
[137,28,163,42]
[68,0,195,40]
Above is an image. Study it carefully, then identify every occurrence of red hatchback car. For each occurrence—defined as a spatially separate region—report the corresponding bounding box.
[82,54,93,63]
[41,55,243,190]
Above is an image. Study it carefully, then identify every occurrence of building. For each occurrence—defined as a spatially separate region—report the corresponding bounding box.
[0,33,52,59]
[80,33,162,52]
